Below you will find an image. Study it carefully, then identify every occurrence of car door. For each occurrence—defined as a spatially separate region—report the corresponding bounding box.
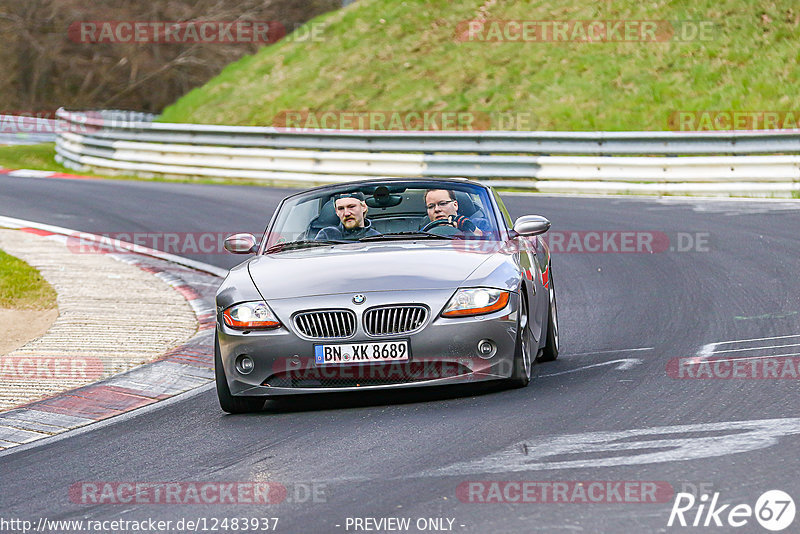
[491,189,545,341]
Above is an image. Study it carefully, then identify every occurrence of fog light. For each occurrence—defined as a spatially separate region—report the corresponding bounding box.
[236,355,255,374]
[477,339,496,359]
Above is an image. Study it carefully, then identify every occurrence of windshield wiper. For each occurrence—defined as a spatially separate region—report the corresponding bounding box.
[358,232,455,241]
[264,239,350,253]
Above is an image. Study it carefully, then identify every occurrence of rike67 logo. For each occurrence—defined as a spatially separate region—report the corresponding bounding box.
[668,490,795,531]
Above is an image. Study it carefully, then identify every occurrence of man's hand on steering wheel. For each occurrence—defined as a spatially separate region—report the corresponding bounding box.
[421,218,454,232]
[421,215,479,234]
[449,215,477,233]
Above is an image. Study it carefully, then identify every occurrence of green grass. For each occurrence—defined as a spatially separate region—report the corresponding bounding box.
[159,0,800,131]
[0,143,74,173]
[0,248,57,310]
[0,143,136,182]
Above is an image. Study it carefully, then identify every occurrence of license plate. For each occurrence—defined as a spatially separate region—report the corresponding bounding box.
[314,340,410,366]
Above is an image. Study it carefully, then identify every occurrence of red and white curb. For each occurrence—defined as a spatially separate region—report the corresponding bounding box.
[0,216,224,452]
[0,215,227,277]
[0,167,97,180]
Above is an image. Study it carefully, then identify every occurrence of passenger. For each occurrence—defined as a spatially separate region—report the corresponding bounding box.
[424,189,489,235]
[316,192,381,240]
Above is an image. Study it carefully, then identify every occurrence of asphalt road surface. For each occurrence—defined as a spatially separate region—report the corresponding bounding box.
[2,175,800,533]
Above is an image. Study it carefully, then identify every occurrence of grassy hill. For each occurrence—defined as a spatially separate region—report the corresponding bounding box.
[159,0,800,131]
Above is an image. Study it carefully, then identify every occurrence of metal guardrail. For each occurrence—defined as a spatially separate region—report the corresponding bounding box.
[53,108,800,196]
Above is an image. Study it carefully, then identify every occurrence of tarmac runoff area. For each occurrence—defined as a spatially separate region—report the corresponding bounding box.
[0,224,222,451]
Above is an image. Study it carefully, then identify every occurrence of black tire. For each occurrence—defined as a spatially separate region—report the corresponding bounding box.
[508,292,533,388]
[215,335,264,414]
[537,265,559,362]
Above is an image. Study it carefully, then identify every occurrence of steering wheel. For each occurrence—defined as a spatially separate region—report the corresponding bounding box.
[421,218,454,232]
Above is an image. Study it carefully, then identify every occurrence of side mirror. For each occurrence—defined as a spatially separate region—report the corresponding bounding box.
[510,215,551,237]
[224,233,258,254]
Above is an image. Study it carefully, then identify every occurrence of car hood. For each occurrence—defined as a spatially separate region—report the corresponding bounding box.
[247,241,500,299]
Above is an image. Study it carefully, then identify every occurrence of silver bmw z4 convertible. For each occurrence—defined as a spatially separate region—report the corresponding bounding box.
[215,178,559,412]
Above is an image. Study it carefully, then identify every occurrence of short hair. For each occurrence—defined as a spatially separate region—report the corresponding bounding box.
[424,189,456,203]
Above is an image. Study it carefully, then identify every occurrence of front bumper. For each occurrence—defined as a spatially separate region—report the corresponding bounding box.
[217,289,520,396]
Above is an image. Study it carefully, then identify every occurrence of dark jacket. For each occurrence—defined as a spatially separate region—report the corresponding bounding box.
[315,220,381,240]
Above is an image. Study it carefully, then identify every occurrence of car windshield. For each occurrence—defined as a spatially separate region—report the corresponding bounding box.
[262,181,502,251]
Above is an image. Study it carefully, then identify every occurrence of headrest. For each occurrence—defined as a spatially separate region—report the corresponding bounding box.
[454,191,477,217]
[316,199,340,226]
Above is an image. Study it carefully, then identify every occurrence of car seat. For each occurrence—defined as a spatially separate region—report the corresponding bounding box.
[305,199,339,239]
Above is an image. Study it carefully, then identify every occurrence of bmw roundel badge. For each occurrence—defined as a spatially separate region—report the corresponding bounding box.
[352,294,366,305]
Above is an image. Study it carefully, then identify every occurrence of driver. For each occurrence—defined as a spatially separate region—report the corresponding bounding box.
[316,192,381,240]
[424,189,488,235]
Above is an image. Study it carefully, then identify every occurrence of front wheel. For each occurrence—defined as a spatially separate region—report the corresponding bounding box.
[508,293,533,388]
[215,335,264,414]
[537,265,559,362]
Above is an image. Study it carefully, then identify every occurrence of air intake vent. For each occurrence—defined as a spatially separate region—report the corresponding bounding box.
[293,310,356,339]
[364,305,428,336]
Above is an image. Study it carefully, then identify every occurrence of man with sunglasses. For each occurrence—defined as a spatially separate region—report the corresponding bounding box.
[423,189,488,235]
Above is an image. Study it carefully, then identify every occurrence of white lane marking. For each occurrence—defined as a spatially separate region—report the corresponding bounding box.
[697,342,717,357]
[712,333,800,346]
[539,358,642,377]
[504,191,800,205]
[682,351,800,364]
[414,417,800,476]
[710,342,800,354]
[689,335,800,366]
[682,342,717,366]
[566,347,653,357]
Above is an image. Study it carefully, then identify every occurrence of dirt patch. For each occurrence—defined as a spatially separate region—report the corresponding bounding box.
[0,307,58,355]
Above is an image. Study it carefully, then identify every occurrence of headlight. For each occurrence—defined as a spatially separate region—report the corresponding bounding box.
[222,301,281,329]
[441,288,510,317]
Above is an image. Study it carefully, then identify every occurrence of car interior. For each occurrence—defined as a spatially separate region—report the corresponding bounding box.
[303,186,491,239]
